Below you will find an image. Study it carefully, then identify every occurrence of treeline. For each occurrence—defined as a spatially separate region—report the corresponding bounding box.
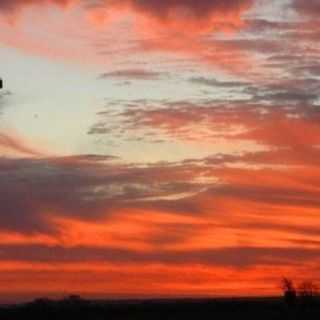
[281,278,319,307]
[0,279,319,319]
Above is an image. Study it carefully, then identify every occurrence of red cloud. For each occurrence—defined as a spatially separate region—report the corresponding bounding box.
[0,0,71,13]
[112,102,320,150]
[0,0,256,74]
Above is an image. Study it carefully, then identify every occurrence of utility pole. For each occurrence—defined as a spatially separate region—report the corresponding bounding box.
[0,78,2,89]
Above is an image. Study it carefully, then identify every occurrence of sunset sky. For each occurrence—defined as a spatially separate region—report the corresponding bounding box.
[1,0,320,302]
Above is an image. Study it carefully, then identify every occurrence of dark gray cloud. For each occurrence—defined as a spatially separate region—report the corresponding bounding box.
[292,0,320,18]
[99,69,164,81]
[0,244,319,267]
[189,77,249,89]
[0,155,210,234]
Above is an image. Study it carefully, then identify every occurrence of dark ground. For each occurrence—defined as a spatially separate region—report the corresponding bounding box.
[0,296,319,319]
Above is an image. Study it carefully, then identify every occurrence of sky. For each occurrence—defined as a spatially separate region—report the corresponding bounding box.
[0,0,320,301]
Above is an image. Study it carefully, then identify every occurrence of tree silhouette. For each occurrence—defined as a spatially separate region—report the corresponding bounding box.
[281,278,297,307]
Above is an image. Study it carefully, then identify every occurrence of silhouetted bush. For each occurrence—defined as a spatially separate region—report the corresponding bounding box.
[298,281,318,298]
[298,280,318,308]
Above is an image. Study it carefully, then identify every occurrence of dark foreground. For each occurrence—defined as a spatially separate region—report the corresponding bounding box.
[1,296,320,319]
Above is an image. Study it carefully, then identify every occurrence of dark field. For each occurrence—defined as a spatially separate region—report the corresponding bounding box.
[1,296,320,320]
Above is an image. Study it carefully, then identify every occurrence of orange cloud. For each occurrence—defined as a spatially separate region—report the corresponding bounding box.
[1,254,320,299]
[103,0,254,34]
[0,0,254,30]
[1,134,320,298]
[1,0,254,32]
[2,94,317,299]
[0,132,44,157]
